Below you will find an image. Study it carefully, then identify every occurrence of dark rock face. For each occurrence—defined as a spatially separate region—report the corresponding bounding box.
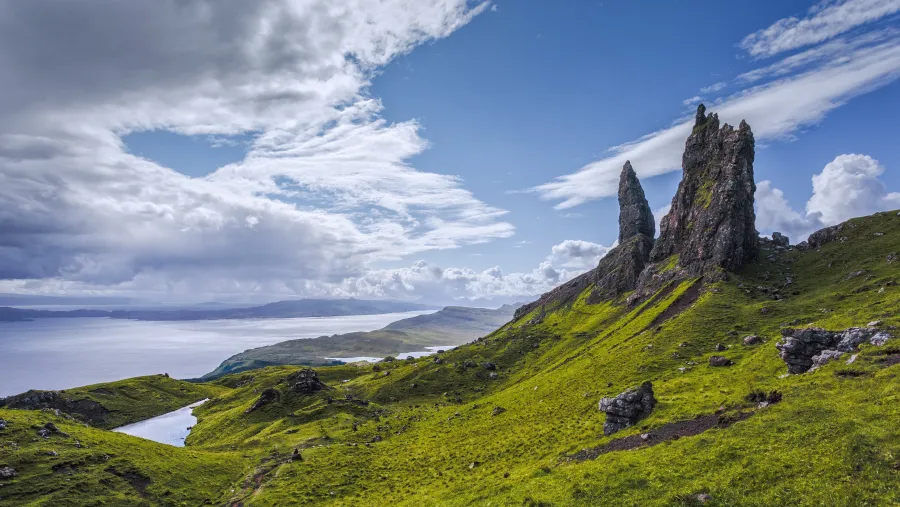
[589,234,655,302]
[807,222,856,248]
[246,387,280,413]
[776,327,892,374]
[648,104,758,279]
[618,161,655,243]
[284,368,329,394]
[598,382,656,435]
[0,390,109,426]
[771,232,789,247]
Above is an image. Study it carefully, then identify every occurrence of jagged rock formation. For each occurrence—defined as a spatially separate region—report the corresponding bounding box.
[776,327,892,374]
[599,382,656,435]
[618,161,655,243]
[514,163,654,319]
[637,105,757,295]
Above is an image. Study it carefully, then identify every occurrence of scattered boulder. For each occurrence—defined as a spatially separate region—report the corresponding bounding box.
[491,407,506,416]
[488,372,499,380]
[0,466,16,479]
[598,382,656,436]
[709,356,733,367]
[246,388,280,413]
[481,362,497,371]
[776,327,892,373]
[284,368,329,394]
[37,422,66,438]
[381,356,396,363]
[714,343,728,352]
[0,419,7,431]
[771,232,790,247]
[743,335,763,346]
[868,321,883,328]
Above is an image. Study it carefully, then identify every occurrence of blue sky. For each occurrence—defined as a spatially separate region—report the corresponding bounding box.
[2,0,900,304]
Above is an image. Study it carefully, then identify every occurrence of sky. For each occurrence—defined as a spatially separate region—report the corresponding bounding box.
[1,0,899,305]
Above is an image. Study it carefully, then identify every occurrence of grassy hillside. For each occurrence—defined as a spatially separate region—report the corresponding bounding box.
[2,211,899,506]
[203,305,517,379]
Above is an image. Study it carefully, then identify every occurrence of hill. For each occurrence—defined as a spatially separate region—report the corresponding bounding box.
[201,304,519,379]
[2,105,899,506]
[0,298,436,322]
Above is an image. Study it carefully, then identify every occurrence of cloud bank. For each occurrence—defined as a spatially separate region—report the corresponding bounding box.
[0,0,521,301]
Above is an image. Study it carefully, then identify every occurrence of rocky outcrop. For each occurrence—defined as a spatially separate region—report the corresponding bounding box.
[618,161,655,243]
[644,104,758,286]
[0,466,16,479]
[0,390,109,426]
[283,368,329,394]
[599,382,656,435]
[806,222,856,248]
[776,327,892,374]
[515,163,654,319]
[246,388,280,413]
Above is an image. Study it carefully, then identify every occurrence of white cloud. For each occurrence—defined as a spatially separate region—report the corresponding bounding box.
[531,30,900,208]
[755,154,900,241]
[682,96,703,106]
[740,0,900,58]
[700,81,727,94]
[0,0,514,298]
[328,238,614,303]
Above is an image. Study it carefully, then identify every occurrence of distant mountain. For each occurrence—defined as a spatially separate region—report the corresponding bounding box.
[0,298,437,322]
[201,304,520,379]
[0,293,139,307]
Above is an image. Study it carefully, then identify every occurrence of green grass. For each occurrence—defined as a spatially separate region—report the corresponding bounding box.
[2,210,900,505]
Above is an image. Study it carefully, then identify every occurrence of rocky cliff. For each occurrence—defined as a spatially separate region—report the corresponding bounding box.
[635,104,758,297]
[515,161,654,319]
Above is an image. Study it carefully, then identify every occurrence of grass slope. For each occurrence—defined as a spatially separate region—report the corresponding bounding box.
[2,211,899,506]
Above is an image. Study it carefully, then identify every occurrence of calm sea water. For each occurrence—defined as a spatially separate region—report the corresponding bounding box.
[0,311,431,397]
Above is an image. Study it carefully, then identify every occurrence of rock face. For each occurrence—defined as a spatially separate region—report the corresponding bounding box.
[515,163,654,319]
[776,327,892,374]
[246,387,280,413]
[771,232,789,247]
[618,161,655,243]
[598,382,656,435]
[284,368,329,394]
[647,104,758,280]
[0,390,109,426]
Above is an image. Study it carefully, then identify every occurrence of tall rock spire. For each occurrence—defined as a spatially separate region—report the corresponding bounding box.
[618,161,655,243]
[647,104,758,278]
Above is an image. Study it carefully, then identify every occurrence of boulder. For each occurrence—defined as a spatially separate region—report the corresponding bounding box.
[743,335,763,346]
[481,362,497,371]
[777,327,892,373]
[491,407,506,416]
[709,356,733,367]
[0,466,16,479]
[284,368,329,394]
[598,382,656,436]
[771,232,790,247]
[0,419,7,431]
